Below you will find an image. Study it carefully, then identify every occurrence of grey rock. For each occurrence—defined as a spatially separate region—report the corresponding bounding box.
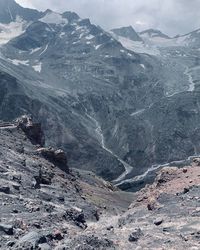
[128,228,143,242]
[154,218,164,226]
[17,231,47,248]
[0,224,14,235]
[0,185,10,194]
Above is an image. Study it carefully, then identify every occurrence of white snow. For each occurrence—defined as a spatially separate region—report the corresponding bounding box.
[85,34,94,40]
[59,32,65,38]
[130,109,145,116]
[114,35,160,56]
[140,64,145,69]
[0,17,26,45]
[30,47,41,54]
[32,61,42,73]
[95,44,102,50]
[39,44,49,56]
[79,33,84,39]
[8,59,29,66]
[40,12,68,26]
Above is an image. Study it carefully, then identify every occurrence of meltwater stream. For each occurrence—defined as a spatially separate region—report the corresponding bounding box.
[85,112,133,183]
[85,109,199,189]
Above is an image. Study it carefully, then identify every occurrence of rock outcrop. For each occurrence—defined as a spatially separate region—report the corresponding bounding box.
[37,147,69,173]
[16,115,44,146]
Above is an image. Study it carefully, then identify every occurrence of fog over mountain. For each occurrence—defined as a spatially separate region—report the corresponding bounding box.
[16,0,200,36]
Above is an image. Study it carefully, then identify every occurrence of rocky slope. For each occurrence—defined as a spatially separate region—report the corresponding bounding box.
[0,116,135,249]
[0,116,200,249]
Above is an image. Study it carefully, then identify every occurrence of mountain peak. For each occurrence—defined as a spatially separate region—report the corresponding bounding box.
[111,26,142,42]
[0,0,42,24]
[140,29,170,39]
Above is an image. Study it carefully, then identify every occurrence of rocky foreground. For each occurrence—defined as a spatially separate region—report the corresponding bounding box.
[0,117,200,249]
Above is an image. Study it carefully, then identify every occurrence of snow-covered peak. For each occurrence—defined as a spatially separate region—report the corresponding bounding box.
[39,11,68,26]
[140,29,170,39]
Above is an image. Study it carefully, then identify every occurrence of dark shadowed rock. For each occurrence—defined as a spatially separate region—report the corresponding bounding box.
[128,228,143,242]
[16,115,44,146]
[37,147,69,173]
[0,224,14,235]
[154,218,164,226]
[0,185,10,194]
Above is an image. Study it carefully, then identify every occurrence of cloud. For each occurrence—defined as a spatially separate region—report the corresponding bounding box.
[16,0,200,36]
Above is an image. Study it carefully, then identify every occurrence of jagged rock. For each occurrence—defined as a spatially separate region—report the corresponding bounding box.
[34,167,54,188]
[52,229,63,241]
[0,224,14,235]
[128,228,143,242]
[0,185,10,194]
[16,115,44,146]
[64,208,87,229]
[37,147,69,172]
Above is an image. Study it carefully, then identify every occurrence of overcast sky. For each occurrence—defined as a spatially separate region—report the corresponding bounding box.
[16,0,200,36]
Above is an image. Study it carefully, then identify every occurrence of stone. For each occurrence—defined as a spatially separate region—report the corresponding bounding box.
[0,224,14,235]
[153,218,163,226]
[0,185,10,194]
[128,228,143,242]
[17,231,47,248]
[52,230,63,241]
[182,168,188,173]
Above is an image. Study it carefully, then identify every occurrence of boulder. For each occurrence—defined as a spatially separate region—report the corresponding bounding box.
[0,224,14,235]
[17,231,47,249]
[128,228,143,242]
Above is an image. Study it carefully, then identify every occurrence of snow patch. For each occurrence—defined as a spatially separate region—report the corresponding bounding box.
[0,17,26,45]
[32,61,42,73]
[30,47,41,54]
[40,12,68,26]
[95,44,102,50]
[115,35,160,56]
[8,59,29,66]
[85,34,94,40]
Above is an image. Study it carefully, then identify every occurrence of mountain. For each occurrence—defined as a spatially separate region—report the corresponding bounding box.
[0,1,163,185]
[0,0,42,23]
[140,29,170,39]
[174,28,200,48]
[111,26,143,42]
[0,0,200,192]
